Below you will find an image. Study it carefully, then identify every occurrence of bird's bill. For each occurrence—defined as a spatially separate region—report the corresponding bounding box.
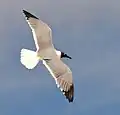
[64,54,72,59]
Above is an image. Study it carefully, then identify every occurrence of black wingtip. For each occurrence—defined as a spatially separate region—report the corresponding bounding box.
[64,84,74,103]
[22,9,39,20]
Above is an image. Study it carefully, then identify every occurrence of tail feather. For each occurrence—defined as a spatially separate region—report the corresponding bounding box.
[20,48,39,69]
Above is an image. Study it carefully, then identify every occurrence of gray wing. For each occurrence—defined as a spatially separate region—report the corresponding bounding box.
[23,10,53,51]
[43,57,74,102]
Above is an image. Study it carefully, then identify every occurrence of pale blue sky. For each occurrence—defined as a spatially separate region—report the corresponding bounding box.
[0,0,120,115]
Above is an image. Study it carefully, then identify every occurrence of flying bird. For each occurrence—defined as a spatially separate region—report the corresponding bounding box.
[20,10,74,102]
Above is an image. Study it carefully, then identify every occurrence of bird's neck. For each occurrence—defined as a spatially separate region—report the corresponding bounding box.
[55,50,61,58]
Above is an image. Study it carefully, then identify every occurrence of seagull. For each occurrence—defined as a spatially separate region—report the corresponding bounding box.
[20,10,74,102]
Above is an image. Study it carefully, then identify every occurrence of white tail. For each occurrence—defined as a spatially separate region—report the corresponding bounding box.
[20,48,40,69]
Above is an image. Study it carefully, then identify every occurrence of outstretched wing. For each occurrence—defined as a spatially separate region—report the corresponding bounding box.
[43,57,74,102]
[23,10,53,51]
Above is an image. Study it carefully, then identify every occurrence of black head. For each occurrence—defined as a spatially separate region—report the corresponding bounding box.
[61,52,72,59]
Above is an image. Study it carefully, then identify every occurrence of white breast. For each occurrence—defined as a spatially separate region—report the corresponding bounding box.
[55,50,61,59]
